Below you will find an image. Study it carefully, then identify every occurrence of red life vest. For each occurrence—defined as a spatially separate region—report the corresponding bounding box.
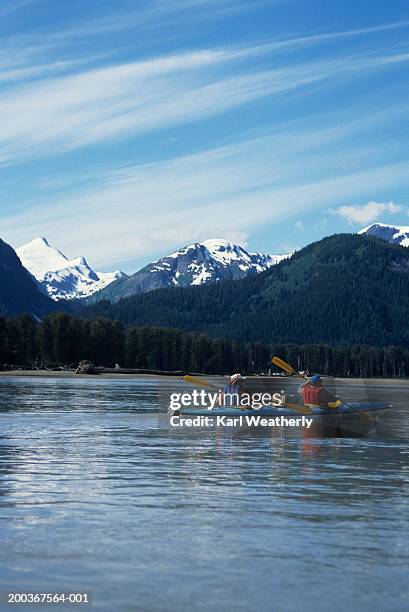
[302,384,323,406]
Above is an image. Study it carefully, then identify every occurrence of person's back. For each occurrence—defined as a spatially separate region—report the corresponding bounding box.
[302,375,335,407]
[222,373,246,406]
[302,382,320,406]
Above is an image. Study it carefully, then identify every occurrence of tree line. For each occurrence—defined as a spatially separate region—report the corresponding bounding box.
[1,312,409,377]
[271,343,409,378]
[0,313,269,374]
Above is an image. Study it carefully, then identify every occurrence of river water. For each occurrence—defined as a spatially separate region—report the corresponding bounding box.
[0,376,408,611]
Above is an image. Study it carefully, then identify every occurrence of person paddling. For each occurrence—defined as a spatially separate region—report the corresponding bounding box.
[302,374,338,408]
[221,373,248,407]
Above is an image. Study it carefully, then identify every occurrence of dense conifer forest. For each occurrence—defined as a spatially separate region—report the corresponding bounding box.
[1,312,409,377]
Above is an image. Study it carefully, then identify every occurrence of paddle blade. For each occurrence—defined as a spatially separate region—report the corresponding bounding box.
[183,375,214,388]
[272,356,295,375]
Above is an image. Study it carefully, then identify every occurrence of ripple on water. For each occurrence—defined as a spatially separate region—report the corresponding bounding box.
[0,376,408,611]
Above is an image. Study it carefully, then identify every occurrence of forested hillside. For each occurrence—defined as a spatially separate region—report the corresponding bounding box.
[84,234,409,347]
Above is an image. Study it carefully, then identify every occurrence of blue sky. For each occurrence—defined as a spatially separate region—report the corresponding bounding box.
[1,0,409,273]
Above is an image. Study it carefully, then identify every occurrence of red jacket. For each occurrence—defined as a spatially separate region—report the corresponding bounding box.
[302,384,334,407]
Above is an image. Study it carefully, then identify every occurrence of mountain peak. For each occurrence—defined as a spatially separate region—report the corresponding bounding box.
[16,238,125,300]
[17,237,69,280]
[359,222,409,247]
[24,236,62,251]
[25,236,51,247]
[91,238,292,303]
[201,238,235,248]
[35,236,50,245]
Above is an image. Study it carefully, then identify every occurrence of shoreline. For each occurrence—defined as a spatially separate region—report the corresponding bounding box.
[0,370,408,383]
[0,370,171,379]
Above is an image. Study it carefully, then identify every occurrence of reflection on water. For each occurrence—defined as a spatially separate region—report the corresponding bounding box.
[0,376,408,611]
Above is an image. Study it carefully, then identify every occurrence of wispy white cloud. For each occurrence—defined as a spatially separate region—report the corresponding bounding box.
[1,44,409,165]
[0,0,37,18]
[5,6,408,77]
[28,0,268,41]
[256,19,409,54]
[6,12,409,86]
[37,6,409,46]
[332,201,403,225]
[0,55,112,84]
[4,121,409,269]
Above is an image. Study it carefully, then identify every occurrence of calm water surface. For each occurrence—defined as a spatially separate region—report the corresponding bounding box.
[0,376,408,612]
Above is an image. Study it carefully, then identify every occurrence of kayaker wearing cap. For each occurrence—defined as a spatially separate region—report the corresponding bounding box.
[302,375,337,408]
[221,373,248,407]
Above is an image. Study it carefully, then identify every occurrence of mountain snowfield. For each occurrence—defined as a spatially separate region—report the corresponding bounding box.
[90,239,291,303]
[159,239,289,284]
[16,237,289,302]
[359,223,409,247]
[16,237,126,300]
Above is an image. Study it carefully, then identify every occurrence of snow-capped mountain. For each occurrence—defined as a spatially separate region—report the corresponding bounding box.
[91,239,291,303]
[16,237,126,301]
[359,223,409,247]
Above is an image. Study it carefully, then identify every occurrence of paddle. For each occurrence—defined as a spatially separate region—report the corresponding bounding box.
[183,375,218,388]
[272,356,324,378]
[271,356,296,375]
[284,402,313,415]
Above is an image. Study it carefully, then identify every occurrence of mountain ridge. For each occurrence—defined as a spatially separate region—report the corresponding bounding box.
[90,238,290,303]
[84,233,409,347]
[359,222,409,247]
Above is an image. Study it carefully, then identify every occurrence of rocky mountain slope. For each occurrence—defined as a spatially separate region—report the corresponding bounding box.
[91,239,290,303]
[359,222,409,247]
[0,238,53,317]
[16,237,126,301]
